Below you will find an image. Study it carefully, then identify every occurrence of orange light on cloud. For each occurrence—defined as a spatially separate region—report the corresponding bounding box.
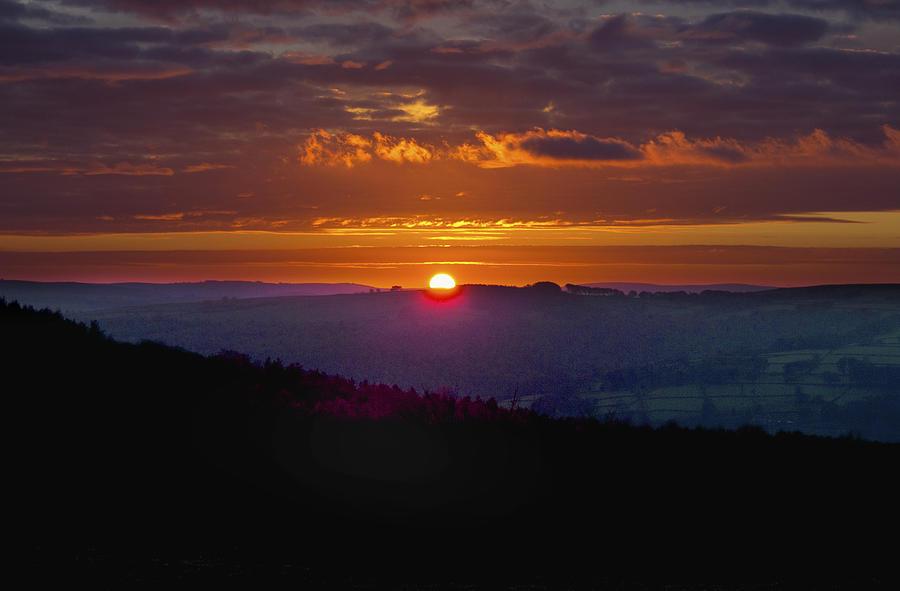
[373,132,434,163]
[1,161,176,176]
[300,130,435,167]
[300,126,900,170]
[84,162,175,176]
[0,64,194,84]
[454,126,900,169]
[183,163,236,173]
[300,130,374,168]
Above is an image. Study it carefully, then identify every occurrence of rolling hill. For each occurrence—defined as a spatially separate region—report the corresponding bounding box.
[584,282,774,293]
[0,279,374,313]
[43,282,900,441]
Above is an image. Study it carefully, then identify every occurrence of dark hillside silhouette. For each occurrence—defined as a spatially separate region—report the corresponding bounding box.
[4,298,898,587]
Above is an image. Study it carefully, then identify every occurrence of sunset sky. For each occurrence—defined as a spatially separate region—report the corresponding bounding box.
[2,0,899,287]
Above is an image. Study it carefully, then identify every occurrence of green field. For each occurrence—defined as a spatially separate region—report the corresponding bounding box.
[577,322,900,438]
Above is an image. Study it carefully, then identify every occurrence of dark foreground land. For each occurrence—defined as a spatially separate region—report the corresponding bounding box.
[5,299,899,588]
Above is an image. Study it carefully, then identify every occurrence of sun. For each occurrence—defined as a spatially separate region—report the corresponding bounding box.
[429,273,456,289]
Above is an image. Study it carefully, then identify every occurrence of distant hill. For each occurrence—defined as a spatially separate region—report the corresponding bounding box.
[0,279,374,312]
[71,283,900,441]
[583,282,774,293]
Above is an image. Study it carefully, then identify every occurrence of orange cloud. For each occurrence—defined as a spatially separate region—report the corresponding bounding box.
[0,161,175,176]
[133,213,186,221]
[300,126,900,170]
[641,129,872,166]
[133,209,237,221]
[455,126,900,168]
[183,163,236,173]
[300,130,434,166]
[883,124,900,152]
[373,132,434,163]
[0,64,193,84]
[0,165,78,174]
[640,132,750,166]
[453,129,641,168]
[643,126,900,167]
[430,45,464,54]
[300,130,373,167]
[310,216,576,229]
[85,162,175,176]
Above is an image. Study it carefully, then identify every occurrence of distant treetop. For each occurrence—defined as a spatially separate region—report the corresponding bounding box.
[528,281,562,293]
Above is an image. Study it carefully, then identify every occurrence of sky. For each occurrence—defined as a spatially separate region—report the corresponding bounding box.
[1,0,899,287]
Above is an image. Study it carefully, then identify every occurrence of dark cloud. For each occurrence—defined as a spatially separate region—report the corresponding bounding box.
[520,136,642,161]
[720,46,900,99]
[461,2,561,45]
[691,11,830,47]
[2,1,896,147]
[389,0,476,22]
[62,0,319,21]
[0,0,92,24]
[294,21,397,46]
[640,0,773,5]
[588,14,656,51]
[647,0,900,20]
[697,144,748,163]
[62,0,479,22]
[791,0,900,20]
[0,21,228,66]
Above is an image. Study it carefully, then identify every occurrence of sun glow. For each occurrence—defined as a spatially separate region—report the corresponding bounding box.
[429,273,456,289]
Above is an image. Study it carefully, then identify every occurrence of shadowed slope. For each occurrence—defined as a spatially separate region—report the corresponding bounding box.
[4,299,898,587]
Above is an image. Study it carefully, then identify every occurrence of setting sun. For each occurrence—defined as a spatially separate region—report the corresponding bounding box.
[429,273,456,289]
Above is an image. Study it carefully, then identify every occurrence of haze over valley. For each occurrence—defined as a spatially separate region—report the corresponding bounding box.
[7,279,898,442]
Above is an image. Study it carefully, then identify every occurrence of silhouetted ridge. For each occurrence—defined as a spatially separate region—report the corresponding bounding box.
[0,278,375,312]
[4,298,898,587]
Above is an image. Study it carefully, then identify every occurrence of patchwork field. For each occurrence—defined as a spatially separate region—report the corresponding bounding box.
[579,323,900,439]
